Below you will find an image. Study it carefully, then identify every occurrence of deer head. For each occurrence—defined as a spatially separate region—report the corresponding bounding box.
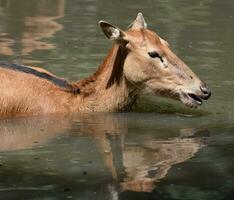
[99,13,211,108]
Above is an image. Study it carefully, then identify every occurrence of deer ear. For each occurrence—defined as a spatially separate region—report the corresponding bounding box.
[99,21,126,41]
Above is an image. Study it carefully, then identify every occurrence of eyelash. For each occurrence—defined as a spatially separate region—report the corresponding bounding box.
[148,51,164,63]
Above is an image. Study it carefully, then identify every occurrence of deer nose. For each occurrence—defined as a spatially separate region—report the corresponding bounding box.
[200,83,211,100]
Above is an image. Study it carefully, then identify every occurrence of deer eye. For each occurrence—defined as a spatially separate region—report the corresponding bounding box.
[148,51,164,63]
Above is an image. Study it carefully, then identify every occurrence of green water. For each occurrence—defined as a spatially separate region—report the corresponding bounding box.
[0,0,233,199]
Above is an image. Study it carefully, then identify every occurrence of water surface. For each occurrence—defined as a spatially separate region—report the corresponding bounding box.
[0,0,233,199]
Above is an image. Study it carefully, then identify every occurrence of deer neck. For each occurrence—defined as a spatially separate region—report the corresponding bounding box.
[73,44,139,112]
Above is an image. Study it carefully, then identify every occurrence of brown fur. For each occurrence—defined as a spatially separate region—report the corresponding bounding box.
[70,43,128,96]
[0,43,132,118]
[106,44,128,89]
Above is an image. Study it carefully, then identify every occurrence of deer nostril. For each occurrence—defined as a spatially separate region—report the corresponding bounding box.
[200,85,211,99]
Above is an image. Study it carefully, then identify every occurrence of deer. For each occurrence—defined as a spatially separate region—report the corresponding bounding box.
[0,13,211,118]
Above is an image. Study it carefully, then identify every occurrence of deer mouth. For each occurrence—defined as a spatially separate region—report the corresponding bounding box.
[188,93,203,105]
[180,92,205,108]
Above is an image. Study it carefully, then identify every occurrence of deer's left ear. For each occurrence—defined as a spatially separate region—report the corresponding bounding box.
[99,21,126,42]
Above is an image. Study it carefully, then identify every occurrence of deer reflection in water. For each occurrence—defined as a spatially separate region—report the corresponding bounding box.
[0,114,203,193]
[121,134,201,192]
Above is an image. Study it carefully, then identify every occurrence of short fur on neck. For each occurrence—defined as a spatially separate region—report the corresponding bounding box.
[72,43,128,96]
[106,44,128,89]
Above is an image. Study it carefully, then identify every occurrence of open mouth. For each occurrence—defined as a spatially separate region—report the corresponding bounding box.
[188,93,203,105]
[180,92,207,108]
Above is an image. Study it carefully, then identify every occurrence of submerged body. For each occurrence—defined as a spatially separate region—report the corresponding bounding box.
[0,13,211,118]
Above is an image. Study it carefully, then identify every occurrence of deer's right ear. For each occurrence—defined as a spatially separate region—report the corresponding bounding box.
[99,21,126,42]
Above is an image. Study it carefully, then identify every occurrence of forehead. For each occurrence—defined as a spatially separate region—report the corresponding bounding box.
[125,29,162,46]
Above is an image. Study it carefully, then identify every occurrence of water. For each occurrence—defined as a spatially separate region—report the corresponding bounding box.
[0,0,233,199]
